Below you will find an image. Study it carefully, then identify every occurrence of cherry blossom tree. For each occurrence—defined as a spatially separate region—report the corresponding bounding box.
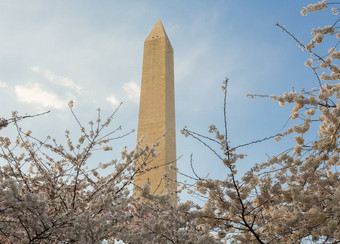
[0,104,143,243]
[181,1,340,243]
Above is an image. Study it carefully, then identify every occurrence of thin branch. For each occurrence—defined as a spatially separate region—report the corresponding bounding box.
[276,22,324,62]
[223,78,230,158]
[190,154,202,180]
[233,133,283,150]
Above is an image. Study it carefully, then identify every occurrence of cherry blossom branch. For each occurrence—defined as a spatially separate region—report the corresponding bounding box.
[276,22,324,61]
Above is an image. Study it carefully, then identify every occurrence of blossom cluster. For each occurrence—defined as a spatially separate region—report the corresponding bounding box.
[301,0,328,16]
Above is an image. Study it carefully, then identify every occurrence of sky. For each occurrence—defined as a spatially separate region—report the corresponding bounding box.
[0,1,335,202]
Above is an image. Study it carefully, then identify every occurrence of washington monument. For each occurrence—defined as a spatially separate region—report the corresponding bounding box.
[134,20,177,199]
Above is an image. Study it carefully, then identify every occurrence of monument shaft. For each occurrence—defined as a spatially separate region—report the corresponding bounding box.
[134,20,177,198]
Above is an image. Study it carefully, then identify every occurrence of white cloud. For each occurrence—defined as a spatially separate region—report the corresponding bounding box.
[31,66,83,94]
[106,95,120,107]
[15,82,66,109]
[122,81,140,103]
[0,80,8,89]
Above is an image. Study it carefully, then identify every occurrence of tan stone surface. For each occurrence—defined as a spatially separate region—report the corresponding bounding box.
[134,20,177,199]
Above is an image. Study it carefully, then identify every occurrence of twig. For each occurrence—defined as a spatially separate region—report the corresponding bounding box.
[275,22,324,62]
[233,133,283,150]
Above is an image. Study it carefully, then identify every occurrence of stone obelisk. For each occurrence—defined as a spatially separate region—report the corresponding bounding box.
[134,20,177,199]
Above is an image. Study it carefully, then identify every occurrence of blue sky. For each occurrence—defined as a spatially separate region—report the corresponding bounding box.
[0,1,335,201]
